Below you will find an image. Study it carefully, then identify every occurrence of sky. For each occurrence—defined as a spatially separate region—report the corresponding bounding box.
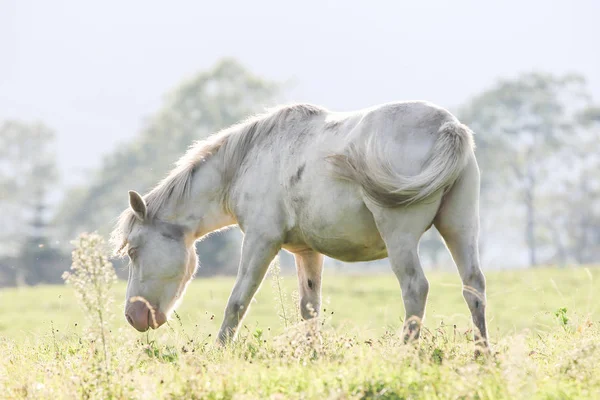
[1,0,599,186]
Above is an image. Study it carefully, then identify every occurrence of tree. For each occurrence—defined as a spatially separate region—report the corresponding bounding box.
[17,189,68,285]
[460,73,591,267]
[0,121,68,285]
[0,121,58,256]
[543,105,600,264]
[55,58,280,275]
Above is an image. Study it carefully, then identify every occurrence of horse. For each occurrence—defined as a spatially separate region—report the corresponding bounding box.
[111,101,488,349]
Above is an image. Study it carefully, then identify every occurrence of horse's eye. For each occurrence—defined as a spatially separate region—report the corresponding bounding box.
[160,232,177,240]
[128,247,138,260]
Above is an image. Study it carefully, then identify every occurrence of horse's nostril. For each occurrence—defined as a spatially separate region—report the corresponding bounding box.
[126,314,134,326]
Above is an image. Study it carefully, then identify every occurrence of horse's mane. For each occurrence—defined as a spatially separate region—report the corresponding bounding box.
[110,103,325,255]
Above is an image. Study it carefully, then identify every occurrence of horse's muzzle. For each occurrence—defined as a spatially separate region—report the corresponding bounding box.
[125,300,166,332]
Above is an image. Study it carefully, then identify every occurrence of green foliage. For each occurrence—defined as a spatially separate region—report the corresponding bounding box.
[555,307,570,330]
[144,342,180,364]
[62,233,118,391]
[62,233,117,330]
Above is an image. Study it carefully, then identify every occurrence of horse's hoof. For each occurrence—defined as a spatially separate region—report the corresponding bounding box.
[474,345,491,359]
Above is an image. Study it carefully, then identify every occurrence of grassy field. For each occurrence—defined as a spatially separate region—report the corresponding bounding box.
[1,266,599,399]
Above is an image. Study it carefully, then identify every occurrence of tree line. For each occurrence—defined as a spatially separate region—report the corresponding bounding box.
[1,59,598,286]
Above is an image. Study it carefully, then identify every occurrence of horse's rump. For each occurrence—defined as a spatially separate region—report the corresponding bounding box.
[327,116,474,207]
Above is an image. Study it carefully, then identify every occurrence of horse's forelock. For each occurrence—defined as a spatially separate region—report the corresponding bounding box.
[110,208,138,257]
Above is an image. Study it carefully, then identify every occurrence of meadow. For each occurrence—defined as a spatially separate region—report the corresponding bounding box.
[1,263,599,399]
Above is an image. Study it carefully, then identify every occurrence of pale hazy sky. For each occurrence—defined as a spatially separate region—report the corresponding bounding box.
[1,0,599,186]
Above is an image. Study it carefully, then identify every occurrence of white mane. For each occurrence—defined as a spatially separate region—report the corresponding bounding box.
[110,103,326,255]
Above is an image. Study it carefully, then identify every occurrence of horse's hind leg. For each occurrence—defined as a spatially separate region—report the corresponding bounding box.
[434,154,489,350]
[366,200,441,342]
[294,250,324,320]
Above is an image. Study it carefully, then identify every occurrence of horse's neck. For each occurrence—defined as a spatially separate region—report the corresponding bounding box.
[160,156,235,238]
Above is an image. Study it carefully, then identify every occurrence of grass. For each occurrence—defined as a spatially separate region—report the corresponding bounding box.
[1,264,599,399]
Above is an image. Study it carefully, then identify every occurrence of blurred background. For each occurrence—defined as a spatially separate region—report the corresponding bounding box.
[1,0,599,287]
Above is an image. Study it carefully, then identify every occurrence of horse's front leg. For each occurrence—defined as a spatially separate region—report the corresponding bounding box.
[217,233,281,344]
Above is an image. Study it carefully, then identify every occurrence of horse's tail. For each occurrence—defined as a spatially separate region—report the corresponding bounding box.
[328,119,474,207]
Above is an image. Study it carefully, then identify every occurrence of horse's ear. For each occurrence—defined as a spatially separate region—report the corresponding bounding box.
[128,190,147,221]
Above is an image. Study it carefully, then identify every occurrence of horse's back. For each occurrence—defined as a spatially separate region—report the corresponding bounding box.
[234,101,464,262]
[278,101,458,261]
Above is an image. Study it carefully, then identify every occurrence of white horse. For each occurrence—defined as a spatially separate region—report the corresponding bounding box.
[112,101,488,349]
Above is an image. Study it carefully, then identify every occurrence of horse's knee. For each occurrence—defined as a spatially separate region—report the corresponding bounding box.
[416,274,430,297]
[224,300,246,320]
[466,267,485,288]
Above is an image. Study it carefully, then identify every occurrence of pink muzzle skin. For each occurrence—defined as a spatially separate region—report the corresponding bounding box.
[125,300,167,332]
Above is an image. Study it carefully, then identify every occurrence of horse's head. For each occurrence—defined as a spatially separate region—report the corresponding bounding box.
[122,190,197,332]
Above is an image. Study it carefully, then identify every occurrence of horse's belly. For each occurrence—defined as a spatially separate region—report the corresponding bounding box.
[308,235,388,262]
[284,191,388,262]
